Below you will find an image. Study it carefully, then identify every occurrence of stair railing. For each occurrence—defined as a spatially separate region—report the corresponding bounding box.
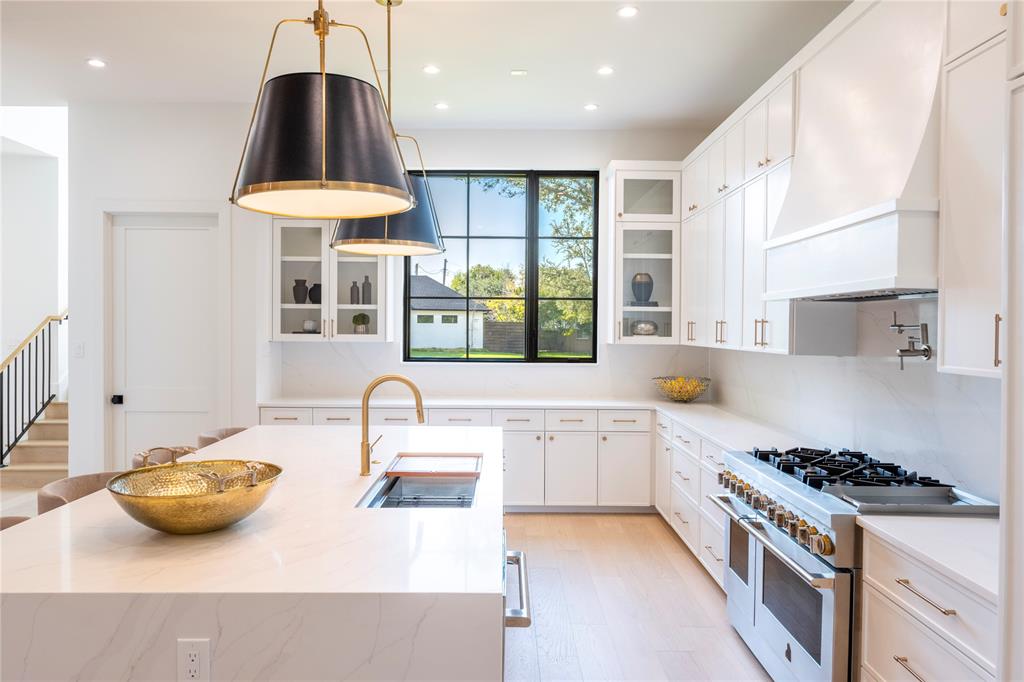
[1,310,67,465]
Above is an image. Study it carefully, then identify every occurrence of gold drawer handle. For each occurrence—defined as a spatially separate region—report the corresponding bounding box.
[1000,2,1008,16]
[384,417,409,422]
[506,418,532,423]
[995,313,1003,367]
[325,417,351,422]
[675,435,691,444]
[673,512,689,524]
[273,416,298,421]
[448,418,473,422]
[703,545,723,562]
[895,578,957,616]
[612,419,637,423]
[893,656,926,682]
[559,418,585,423]
[674,470,690,481]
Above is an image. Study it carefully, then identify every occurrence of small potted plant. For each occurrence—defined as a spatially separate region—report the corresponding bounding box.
[352,313,370,334]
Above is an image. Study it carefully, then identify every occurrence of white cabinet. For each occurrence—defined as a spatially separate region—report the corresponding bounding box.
[614,222,681,343]
[706,202,726,346]
[1010,0,1024,78]
[939,38,1006,378]
[682,152,709,216]
[272,219,389,342]
[681,213,709,345]
[615,169,681,222]
[260,407,313,425]
[544,432,598,505]
[744,99,769,182]
[946,0,1007,64]
[707,138,727,201]
[597,432,651,506]
[705,193,744,348]
[504,431,545,506]
[654,437,671,517]
[741,175,768,350]
[724,123,745,194]
[744,76,796,181]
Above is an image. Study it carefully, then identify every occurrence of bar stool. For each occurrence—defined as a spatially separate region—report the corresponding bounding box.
[0,516,30,530]
[131,446,196,469]
[37,471,124,515]
[197,427,247,449]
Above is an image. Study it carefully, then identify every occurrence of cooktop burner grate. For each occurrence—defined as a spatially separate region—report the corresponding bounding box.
[748,447,951,490]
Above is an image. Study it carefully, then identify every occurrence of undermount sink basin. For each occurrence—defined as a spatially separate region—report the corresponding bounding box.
[358,452,481,508]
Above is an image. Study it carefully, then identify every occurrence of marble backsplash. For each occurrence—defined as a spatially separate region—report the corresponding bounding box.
[709,299,1003,501]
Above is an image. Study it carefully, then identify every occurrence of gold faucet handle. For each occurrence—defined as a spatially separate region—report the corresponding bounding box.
[369,434,383,452]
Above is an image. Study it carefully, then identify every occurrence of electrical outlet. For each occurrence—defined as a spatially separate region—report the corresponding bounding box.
[177,638,210,681]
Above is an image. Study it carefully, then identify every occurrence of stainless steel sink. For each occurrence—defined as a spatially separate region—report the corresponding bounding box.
[358,475,477,508]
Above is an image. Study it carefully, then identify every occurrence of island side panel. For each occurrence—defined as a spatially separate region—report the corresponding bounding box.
[2,592,503,681]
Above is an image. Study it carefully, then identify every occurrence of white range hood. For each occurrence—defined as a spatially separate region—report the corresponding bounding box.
[764,1,945,302]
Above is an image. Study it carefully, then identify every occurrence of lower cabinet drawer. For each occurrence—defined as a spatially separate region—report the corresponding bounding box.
[670,422,700,457]
[700,440,726,471]
[598,409,651,432]
[671,446,700,503]
[427,409,492,426]
[654,414,672,439]
[670,482,700,551]
[863,532,997,672]
[370,408,425,425]
[313,408,360,425]
[699,515,725,587]
[493,409,544,431]
[699,464,726,526]
[862,583,992,681]
[260,407,312,425]
[545,409,598,431]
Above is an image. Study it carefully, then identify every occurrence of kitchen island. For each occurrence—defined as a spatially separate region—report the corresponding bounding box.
[0,425,506,681]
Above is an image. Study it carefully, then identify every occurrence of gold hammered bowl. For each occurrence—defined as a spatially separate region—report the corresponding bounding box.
[106,460,283,534]
[652,376,711,403]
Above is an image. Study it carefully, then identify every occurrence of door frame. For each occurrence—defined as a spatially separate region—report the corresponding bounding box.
[102,200,231,470]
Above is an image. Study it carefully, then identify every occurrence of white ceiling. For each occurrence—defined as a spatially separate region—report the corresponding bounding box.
[1,1,848,130]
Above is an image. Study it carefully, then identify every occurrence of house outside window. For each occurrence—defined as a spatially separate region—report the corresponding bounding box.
[405,171,597,362]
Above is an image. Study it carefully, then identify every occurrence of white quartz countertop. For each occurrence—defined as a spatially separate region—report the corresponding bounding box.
[857,515,999,603]
[0,425,505,595]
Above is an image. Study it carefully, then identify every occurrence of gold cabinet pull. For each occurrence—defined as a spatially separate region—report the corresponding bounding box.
[675,470,690,481]
[720,319,727,344]
[894,578,957,616]
[995,313,1003,368]
[1000,2,1008,16]
[325,417,351,422]
[703,545,724,562]
[893,656,926,682]
[273,416,298,421]
[673,512,689,524]
[753,317,760,347]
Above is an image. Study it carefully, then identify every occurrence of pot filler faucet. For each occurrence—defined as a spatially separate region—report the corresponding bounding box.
[890,311,932,370]
[360,374,425,476]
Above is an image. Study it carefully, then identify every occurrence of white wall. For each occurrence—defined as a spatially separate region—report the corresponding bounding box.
[710,298,1002,501]
[1,152,59,355]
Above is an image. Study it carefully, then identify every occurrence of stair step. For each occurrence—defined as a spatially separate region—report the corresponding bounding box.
[0,463,68,489]
[8,440,69,464]
[28,419,68,441]
[45,401,68,420]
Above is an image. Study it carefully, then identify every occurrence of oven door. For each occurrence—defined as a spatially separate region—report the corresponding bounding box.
[709,494,758,639]
[742,518,852,682]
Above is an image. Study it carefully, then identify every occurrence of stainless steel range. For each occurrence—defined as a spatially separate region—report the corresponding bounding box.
[709,447,998,682]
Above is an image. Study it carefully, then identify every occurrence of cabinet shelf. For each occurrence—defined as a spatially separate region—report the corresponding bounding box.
[623,306,673,313]
[280,256,322,262]
[337,304,378,310]
[624,253,673,260]
[281,303,320,309]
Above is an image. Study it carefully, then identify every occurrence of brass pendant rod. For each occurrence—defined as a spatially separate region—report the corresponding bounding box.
[229,18,313,203]
[315,0,328,187]
[386,0,392,117]
[397,134,444,251]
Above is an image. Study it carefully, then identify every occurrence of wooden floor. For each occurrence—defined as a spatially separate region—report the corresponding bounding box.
[503,513,769,682]
[0,486,37,518]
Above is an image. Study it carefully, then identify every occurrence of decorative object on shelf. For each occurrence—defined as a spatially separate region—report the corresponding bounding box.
[228,0,414,220]
[630,319,659,336]
[292,279,309,304]
[631,272,654,305]
[353,312,371,334]
[308,283,322,304]
[106,460,283,534]
[302,319,318,332]
[329,0,444,255]
[652,376,711,403]
[350,280,360,304]
[361,275,373,304]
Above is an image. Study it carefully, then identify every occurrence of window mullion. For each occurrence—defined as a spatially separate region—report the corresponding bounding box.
[526,172,539,362]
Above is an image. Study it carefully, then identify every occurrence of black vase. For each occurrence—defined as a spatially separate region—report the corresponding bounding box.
[631,273,654,304]
[292,279,308,304]
[350,281,360,304]
[308,283,322,304]
[362,275,373,304]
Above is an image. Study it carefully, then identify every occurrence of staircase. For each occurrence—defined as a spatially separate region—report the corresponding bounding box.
[0,401,68,489]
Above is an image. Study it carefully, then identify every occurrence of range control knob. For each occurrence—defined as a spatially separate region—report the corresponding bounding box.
[764,501,777,517]
[730,478,743,494]
[742,486,755,504]
[797,524,817,546]
[718,470,732,486]
[750,494,765,510]
[773,508,788,527]
[810,533,835,557]
[789,518,807,538]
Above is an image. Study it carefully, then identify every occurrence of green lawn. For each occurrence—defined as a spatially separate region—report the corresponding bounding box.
[409,348,591,360]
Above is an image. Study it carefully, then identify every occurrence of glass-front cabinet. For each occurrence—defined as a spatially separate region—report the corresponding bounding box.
[272,219,389,342]
[614,222,680,344]
[615,169,681,222]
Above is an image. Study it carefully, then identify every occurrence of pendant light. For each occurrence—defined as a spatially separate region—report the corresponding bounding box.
[331,0,444,256]
[229,1,415,219]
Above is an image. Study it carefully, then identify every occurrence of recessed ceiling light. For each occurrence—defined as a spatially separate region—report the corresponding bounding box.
[597,65,615,76]
[584,103,599,111]
[434,102,450,110]
[86,58,107,68]
[617,6,639,18]
[510,69,528,77]
[423,64,440,75]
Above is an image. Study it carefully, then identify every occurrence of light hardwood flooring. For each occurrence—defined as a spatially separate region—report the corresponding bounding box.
[0,486,37,518]
[503,513,769,682]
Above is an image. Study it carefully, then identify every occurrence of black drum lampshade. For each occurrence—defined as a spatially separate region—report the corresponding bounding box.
[331,172,443,255]
[234,72,415,219]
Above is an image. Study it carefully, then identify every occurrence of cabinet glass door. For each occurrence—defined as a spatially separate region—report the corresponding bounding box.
[617,223,678,343]
[616,171,680,222]
[276,222,328,340]
[333,254,385,341]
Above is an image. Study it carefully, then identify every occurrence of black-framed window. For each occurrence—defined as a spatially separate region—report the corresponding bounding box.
[404,171,598,363]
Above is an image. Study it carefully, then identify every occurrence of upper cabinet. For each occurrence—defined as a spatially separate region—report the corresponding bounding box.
[615,169,681,222]
[1010,0,1024,78]
[272,219,390,342]
[938,36,1006,377]
[681,212,709,346]
[614,222,680,344]
[724,123,745,193]
[682,153,709,217]
[745,76,796,181]
[945,0,1007,65]
[707,139,726,201]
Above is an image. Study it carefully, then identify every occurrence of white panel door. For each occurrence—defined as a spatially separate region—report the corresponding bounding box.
[111,212,226,469]
[939,38,1006,377]
[682,212,709,345]
[742,176,767,350]
[706,201,726,344]
[598,433,651,506]
[503,431,545,506]
[762,161,793,354]
[724,122,745,193]
[744,99,769,181]
[544,432,597,505]
[766,76,796,168]
[722,191,745,348]
[1010,0,1024,79]
[707,138,726,200]
[654,438,671,518]
[946,0,1007,64]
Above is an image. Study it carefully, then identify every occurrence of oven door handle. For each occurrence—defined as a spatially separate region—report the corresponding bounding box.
[707,493,748,522]
[738,518,836,590]
[505,550,532,627]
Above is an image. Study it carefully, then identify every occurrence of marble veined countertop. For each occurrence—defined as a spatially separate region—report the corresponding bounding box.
[0,425,505,595]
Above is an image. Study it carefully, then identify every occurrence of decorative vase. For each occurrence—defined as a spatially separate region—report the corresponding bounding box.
[350,281,360,304]
[354,324,368,334]
[292,279,308,304]
[631,273,654,305]
[308,283,322,304]
[362,275,373,304]
[630,319,659,336]
[302,319,317,332]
